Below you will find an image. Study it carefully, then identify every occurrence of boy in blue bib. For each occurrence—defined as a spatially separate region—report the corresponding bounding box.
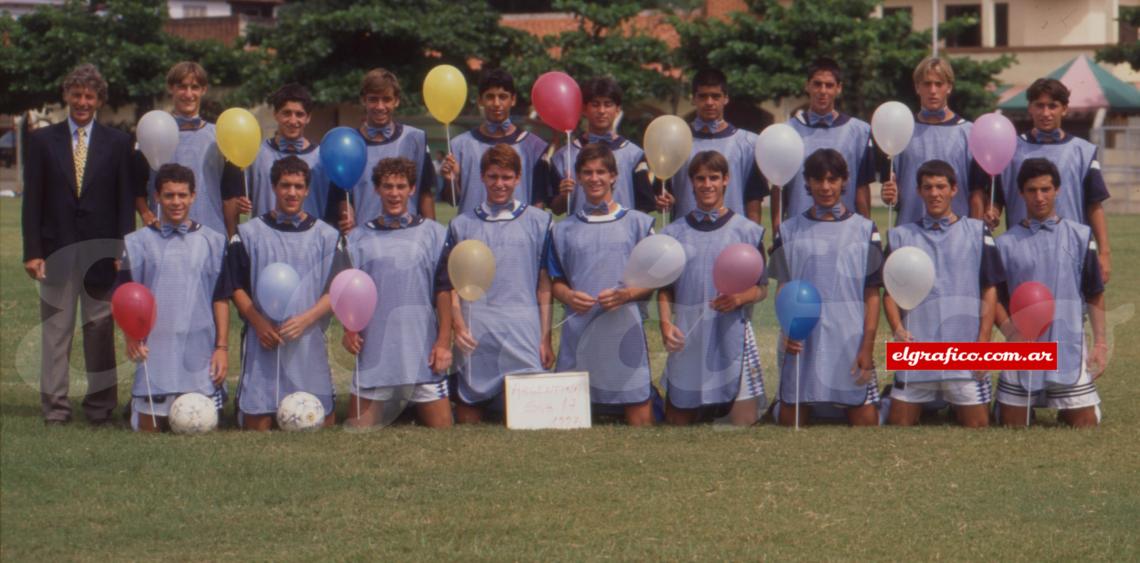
[120,164,229,432]
[246,84,328,220]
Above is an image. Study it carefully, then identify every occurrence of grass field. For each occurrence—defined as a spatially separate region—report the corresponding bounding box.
[2,198,1138,560]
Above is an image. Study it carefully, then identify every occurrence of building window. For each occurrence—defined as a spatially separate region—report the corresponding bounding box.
[995,3,1009,46]
[1121,11,1139,45]
[883,6,913,21]
[182,4,207,18]
[945,4,981,47]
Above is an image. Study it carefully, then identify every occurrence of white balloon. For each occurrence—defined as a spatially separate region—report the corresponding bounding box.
[754,123,805,187]
[622,234,686,289]
[137,110,179,170]
[871,101,915,157]
[883,246,935,310]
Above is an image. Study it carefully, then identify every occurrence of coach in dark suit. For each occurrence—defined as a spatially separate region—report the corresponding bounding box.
[22,64,135,425]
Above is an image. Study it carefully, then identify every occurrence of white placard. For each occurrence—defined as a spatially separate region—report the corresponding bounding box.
[504,371,591,430]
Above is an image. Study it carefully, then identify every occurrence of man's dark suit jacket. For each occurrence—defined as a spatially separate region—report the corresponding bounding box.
[22,120,135,287]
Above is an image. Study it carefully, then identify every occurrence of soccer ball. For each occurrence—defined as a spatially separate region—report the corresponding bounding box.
[168,393,219,434]
[276,392,326,431]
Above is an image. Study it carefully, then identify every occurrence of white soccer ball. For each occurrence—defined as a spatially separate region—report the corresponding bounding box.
[276,392,326,432]
[168,392,219,434]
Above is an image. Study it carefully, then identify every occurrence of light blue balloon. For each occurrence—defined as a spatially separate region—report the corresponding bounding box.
[320,126,367,190]
[257,262,300,322]
[775,280,822,340]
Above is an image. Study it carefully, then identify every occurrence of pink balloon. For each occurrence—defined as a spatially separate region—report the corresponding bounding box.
[329,269,378,333]
[531,71,582,132]
[969,113,1018,176]
[713,243,765,296]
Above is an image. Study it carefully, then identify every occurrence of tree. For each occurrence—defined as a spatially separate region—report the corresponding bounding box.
[234,0,547,111]
[500,0,684,138]
[0,0,251,116]
[672,0,1014,120]
[1096,6,1140,71]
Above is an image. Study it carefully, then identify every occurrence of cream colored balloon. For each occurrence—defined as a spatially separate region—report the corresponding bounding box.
[643,115,693,180]
[448,240,496,301]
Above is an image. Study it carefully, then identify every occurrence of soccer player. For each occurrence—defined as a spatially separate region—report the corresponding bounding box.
[445,144,555,423]
[220,156,345,431]
[994,158,1106,428]
[119,164,229,432]
[882,160,1004,428]
[880,57,989,226]
[774,58,874,230]
[246,84,329,220]
[331,68,436,231]
[658,151,767,426]
[768,148,882,427]
[548,77,654,215]
[343,157,453,428]
[982,78,1111,283]
[137,61,243,237]
[439,68,551,214]
[655,69,766,224]
[548,143,656,425]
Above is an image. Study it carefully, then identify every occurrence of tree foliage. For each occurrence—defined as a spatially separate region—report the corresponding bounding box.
[0,0,251,116]
[1096,6,1140,71]
[673,0,1014,120]
[235,0,546,111]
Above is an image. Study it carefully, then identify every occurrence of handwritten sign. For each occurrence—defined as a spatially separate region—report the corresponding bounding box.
[504,372,591,430]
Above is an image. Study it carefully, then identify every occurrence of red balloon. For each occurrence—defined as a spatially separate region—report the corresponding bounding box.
[111,282,157,341]
[531,71,582,132]
[1009,281,1054,340]
[713,243,765,296]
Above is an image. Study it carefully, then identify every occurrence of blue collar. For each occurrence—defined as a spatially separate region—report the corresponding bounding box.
[586,132,615,144]
[365,123,394,142]
[812,203,844,220]
[379,212,413,228]
[691,207,722,223]
[476,199,525,222]
[276,135,305,153]
[918,107,949,122]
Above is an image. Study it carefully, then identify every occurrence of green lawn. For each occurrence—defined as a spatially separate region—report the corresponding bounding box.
[2,199,1138,560]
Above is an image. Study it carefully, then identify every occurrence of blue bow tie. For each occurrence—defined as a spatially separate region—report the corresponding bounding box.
[485,118,512,135]
[381,212,412,228]
[921,215,952,230]
[1026,217,1059,233]
[487,201,515,216]
[919,107,948,122]
[692,208,720,223]
[175,116,202,131]
[275,212,304,227]
[814,204,844,219]
[365,123,394,141]
[1033,129,1063,143]
[277,137,304,153]
[692,118,723,133]
[582,201,611,216]
[807,111,836,127]
[586,133,613,144]
[159,222,191,238]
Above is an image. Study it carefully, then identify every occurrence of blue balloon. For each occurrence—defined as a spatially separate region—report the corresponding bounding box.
[319,126,367,190]
[256,262,300,322]
[775,280,822,340]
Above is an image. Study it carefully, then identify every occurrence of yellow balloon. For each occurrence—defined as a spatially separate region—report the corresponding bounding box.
[643,115,693,180]
[215,108,261,169]
[448,239,495,301]
[423,65,467,124]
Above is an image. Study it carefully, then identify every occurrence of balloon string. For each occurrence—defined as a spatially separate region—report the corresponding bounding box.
[794,353,800,431]
[565,131,573,213]
[683,305,709,339]
[552,310,577,331]
[989,174,996,210]
[446,122,457,210]
[275,345,281,409]
[887,156,894,228]
[354,352,361,423]
[143,358,157,430]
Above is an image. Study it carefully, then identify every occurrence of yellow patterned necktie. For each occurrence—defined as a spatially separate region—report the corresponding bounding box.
[74,127,87,196]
